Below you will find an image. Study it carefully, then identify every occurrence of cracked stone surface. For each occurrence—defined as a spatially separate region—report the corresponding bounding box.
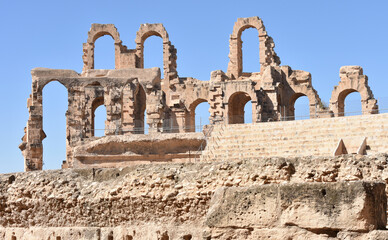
[1,154,388,239]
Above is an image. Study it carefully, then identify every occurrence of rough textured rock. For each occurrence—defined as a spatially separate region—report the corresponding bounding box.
[1,155,388,239]
[206,182,386,231]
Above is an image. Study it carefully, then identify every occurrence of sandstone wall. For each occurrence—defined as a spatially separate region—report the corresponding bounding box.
[1,154,388,239]
[202,112,388,161]
[21,17,381,171]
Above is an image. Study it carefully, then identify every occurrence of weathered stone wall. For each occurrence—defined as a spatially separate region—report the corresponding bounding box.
[202,112,388,161]
[20,17,381,171]
[1,154,388,239]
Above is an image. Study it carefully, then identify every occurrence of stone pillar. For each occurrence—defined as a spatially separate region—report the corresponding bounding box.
[82,43,94,72]
[21,90,44,171]
[66,87,87,168]
[209,85,225,125]
[121,83,136,134]
[226,37,240,79]
[114,43,121,69]
[105,86,122,135]
[172,109,188,133]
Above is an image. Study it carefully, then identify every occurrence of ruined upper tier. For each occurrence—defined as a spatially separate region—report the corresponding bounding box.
[20,17,379,171]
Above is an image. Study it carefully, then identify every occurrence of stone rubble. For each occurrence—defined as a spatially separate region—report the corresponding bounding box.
[1,154,388,239]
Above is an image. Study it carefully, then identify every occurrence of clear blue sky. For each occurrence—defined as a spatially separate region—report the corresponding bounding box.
[1,0,387,173]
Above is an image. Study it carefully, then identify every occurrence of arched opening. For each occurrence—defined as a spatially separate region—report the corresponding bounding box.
[228,92,252,124]
[189,99,210,132]
[94,35,115,69]
[143,35,164,79]
[241,27,260,74]
[293,95,310,120]
[339,90,362,116]
[134,86,147,134]
[244,100,253,123]
[92,97,106,137]
[42,81,67,170]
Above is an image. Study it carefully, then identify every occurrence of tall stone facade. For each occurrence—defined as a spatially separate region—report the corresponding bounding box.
[20,17,379,171]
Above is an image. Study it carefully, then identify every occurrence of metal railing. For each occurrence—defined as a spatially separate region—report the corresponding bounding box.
[90,97,388,135]
[91,108,388,136]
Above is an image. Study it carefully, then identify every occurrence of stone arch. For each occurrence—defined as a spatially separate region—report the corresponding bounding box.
[286,87,320,120]
[29,80,69,170]
[38,79,69,94]
[91,96,105,136]
[188,98,209,132]
[288,93,310,120]
[228,91,252,124]
[82,24,122,71]
[135,23,177,84]
[227,17,280,79]
[330,66,378,117]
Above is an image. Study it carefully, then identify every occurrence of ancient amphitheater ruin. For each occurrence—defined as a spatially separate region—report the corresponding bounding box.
[1,17,388,239]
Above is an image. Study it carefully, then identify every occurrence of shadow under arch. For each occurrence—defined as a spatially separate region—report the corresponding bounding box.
[228,91,252,124]
[188,98,209,132]
[134,84,147,134]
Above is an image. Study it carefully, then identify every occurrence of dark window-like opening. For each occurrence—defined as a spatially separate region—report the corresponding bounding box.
[228,92,252,124]
[134,86,147,134]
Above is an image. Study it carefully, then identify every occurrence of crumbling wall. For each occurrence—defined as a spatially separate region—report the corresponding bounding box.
[20,17,381,171]
[2,154,388,239]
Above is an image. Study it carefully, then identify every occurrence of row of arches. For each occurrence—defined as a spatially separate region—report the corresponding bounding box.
[94,35,164,78]
[83,23,177,82]
[41,80,364,170]
[91,25,262,77]
[290,92,362,120]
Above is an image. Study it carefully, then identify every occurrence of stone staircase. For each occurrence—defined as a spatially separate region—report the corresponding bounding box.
[201,113,388,162]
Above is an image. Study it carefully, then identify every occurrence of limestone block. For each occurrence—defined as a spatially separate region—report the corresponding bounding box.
[206,181,386,231]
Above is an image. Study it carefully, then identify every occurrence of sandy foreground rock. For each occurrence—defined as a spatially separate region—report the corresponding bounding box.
[1,154,388,239]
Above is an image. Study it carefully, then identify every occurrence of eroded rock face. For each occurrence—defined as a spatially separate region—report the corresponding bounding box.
[1,155,388,239]
[206,182,386,231]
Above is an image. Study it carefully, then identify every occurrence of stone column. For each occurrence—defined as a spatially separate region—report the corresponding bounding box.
[22,90,44,171]
[82,43,94,72]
